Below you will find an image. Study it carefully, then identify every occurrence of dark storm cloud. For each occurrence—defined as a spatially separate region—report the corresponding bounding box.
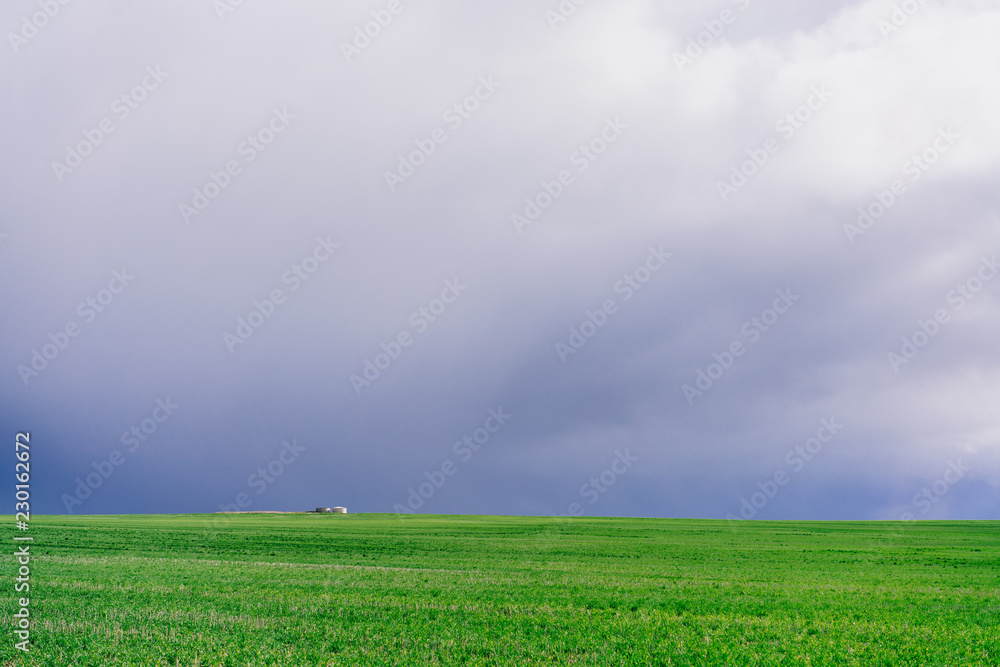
[1,0,998,520]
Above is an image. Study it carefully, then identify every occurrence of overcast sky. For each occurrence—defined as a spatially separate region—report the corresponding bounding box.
[2,0,998,520]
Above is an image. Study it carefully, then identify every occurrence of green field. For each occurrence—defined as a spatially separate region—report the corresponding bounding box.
[2,514,998,666]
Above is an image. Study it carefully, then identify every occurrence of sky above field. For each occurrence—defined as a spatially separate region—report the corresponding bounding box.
[2,0,999,520]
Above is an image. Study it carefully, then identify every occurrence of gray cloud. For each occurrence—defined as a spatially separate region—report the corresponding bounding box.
[2,0,998,520]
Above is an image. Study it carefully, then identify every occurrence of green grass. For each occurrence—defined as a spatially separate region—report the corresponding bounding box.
[2,514,998,665]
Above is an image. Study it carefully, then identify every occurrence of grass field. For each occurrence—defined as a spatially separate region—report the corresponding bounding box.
[1,514,998,666]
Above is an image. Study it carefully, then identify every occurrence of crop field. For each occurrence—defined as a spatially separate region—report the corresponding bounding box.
[1,514,998,666]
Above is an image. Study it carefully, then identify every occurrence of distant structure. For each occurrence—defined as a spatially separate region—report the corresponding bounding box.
[332,507,347,514]
[315,507,332,513]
